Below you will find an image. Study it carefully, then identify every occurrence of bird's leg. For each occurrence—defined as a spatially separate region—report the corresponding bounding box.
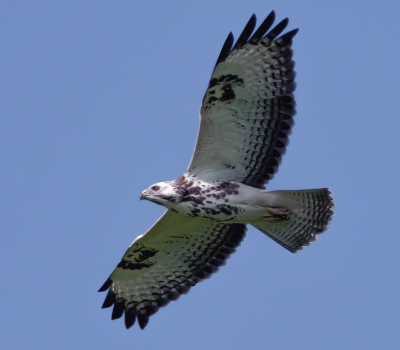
[263,207,292,223]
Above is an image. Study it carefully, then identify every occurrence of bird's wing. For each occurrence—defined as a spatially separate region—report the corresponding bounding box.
[187,11,298,188]
[98,210,247,329]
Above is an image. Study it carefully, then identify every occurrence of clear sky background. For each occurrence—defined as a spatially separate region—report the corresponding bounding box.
[1,1,399,349]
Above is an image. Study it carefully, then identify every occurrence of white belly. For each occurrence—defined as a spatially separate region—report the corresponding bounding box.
[167,180,268,223]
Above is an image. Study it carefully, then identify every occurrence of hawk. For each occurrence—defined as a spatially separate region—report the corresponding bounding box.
[99,10,335,330]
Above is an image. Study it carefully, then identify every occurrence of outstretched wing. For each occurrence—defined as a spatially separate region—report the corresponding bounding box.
[187,11,298,188]
[98,210,247,329]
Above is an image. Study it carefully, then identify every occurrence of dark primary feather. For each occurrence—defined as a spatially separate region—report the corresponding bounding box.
[101,292,115,309]
[124,308,136,329]
[263,17,289,43]
[232,14,257,51]
[137,314,149,330]
[249,11,275,44]
[214,11,292,70]
[111,299,124,320]
[214,32,234,69]
[98,278,111,292]
[275,29,299,47]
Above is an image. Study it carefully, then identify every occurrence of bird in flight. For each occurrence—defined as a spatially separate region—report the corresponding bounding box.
[99,10,334,330]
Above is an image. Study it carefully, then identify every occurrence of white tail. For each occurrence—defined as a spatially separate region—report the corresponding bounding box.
[253,188,335,253]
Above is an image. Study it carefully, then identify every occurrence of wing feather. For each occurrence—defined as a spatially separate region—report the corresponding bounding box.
[232,14,256,51]
[249,11,275,44]
[99,210,247,329]
[214,32,234,69]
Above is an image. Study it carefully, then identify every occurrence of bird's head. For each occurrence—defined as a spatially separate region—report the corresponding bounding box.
[140,181,180,206]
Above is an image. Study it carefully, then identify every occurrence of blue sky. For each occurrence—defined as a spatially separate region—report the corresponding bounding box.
[1,0,399,349]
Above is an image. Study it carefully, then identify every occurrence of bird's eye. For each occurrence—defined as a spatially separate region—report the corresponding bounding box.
[152,186,160,191]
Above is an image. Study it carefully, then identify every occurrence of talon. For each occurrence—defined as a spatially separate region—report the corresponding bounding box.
[263,207,291,223]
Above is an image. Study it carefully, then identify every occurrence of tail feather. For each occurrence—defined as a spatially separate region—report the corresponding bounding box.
[253,188,334,253]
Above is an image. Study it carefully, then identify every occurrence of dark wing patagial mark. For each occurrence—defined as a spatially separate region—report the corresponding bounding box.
[116,245,158,270]
[202,74,245,108]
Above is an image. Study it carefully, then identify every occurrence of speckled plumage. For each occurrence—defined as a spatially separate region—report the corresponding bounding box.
[99,11,335,330]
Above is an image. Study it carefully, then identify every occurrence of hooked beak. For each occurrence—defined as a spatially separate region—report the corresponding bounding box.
[140,192,147,201]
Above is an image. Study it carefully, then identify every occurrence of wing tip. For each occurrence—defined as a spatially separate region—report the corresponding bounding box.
[111,299,125,320]
[98,278,112,292]
[138,314,149,330]
[249,10,276,44]
[232,13,257,51]
[101,292,115,309]
[124,309,137,329]
[214,32,234,69]
[264,17,289,42]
